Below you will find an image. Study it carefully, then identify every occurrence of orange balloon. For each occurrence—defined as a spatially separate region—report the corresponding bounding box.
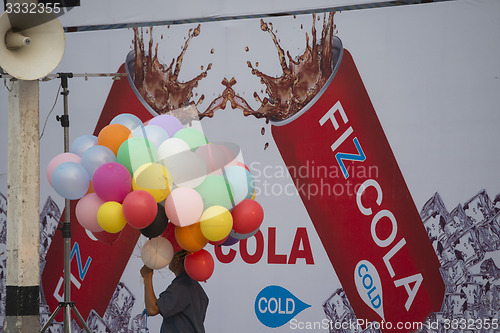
[85,180,95,194]
[97,124,131,156]
[175,223,208,252]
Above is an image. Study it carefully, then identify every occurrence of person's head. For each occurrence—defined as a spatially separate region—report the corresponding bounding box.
[169,250,188,276]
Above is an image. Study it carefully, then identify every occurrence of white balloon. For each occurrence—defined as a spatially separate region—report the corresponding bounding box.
[158,138,191,160]
[141,237,174,270]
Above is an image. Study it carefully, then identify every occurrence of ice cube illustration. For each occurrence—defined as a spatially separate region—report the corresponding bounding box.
[418,312,446,333]
[459,282,482,307]
[480,258,500,280]
[0,255,6,332]
[436,241,456,265]
[39,196,61,260]
[462,306,480,321]
[0,192,7,245]
[423,213,447,242]
[476,217,500,252]
[87,309,111,333]
[420,192,449,223]
[468,273,490,287]
[130,312,147,332]
[323,288,356,323]
[440,260,469,293]
[39,304,64,333]
[423,213,448,255]
[482,284,500,316]
[442,293,467,317]
[446,205,471,245]
[451,228,484,266]
[492,193,500,213]
[71,319,83,333]
[463,190,494,225]
[104,282,135,333]
[323,288,359,333]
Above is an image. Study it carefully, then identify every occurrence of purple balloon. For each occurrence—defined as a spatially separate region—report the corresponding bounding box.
[93,162,132,202]
[222,235,239,246]
[148,114,183,137]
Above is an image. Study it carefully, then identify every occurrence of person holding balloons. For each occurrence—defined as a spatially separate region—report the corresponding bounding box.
[140,250,209,333]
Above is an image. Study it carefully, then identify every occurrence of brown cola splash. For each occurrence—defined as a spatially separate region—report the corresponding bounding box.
[133,26,211,118]
[203,12,336,121]
[132,13,335,122]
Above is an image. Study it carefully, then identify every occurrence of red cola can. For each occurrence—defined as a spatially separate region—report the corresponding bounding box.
[41,56,155,322]
[271,36,444,331]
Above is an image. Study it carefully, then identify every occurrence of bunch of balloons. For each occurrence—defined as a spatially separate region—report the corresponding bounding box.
[47,113,264,282]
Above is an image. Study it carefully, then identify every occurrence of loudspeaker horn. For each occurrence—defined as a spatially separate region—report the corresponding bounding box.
[0,11,65,80]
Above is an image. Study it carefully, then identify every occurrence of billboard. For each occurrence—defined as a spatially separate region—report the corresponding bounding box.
[1,0,500,332]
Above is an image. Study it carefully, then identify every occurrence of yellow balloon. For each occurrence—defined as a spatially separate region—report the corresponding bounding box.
[250,189,256,200]
[199,205,233,241]
[97,201,127,233]
[133,163,173,202]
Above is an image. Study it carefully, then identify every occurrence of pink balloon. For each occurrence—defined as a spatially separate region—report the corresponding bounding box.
[47,153,81,186]
[75,193,105,232]
[165,188,203,227]
[93,162,132,202]
[195,143,237,175]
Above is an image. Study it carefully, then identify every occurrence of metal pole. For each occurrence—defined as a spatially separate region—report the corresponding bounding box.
[40,73,90,333]
[61,74,72,333]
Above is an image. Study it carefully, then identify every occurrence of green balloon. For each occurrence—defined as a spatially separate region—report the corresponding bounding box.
[195,175,234,210]
[173,128,208,151]
[117,137,158,175]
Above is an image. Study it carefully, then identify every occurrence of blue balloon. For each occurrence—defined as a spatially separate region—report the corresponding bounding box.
[110,113,144,132]
[224,165,254,205]
[70,134,98,156]
[52,162,90,200]
[81,145,117,179]
[131,124,169,149]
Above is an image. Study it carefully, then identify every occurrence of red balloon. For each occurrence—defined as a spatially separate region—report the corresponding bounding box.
[236,161,250,172]
[231,199,264,234]
[92,229,122,245]
[161,222,182,252]
[184,249,214,282]
[122,190,158,229]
